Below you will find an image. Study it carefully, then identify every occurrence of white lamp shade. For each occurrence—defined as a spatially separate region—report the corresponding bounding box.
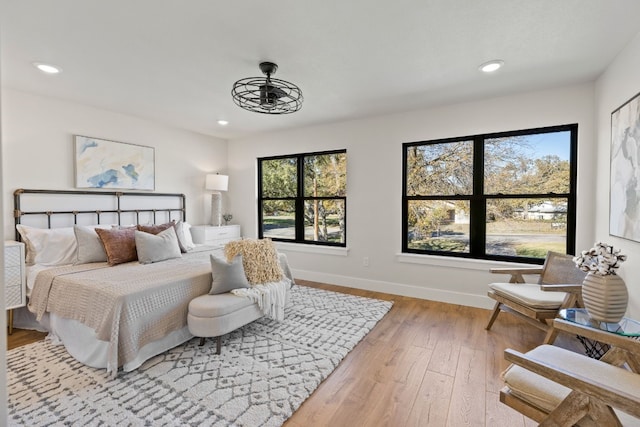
[206,174,229,191]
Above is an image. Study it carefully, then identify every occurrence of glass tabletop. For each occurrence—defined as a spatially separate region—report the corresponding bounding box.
[559,308,640,337]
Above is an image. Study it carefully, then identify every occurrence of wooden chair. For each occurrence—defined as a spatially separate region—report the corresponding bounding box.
[485,251,587,332]
[500,319,640,426]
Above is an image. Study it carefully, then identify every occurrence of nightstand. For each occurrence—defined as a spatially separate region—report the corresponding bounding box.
[5,241,26,335]
[190,225,241,247]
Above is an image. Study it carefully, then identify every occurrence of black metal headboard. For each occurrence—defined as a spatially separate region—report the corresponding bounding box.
[14,188,186,241]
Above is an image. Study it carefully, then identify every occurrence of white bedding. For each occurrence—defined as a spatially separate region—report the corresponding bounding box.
[25,264,52,298]
[20,245,222,376]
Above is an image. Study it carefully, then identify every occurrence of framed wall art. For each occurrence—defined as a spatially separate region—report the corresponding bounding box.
[74,135,155,190]
[610,90,640,241]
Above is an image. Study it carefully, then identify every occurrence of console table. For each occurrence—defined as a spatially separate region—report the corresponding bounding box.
[190,224,241,247]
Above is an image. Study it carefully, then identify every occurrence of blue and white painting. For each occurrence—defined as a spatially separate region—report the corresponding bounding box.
[610,92,640,242]
[74,136,155,190]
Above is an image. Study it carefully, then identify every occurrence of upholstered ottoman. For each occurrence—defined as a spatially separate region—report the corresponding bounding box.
[188,247,294,354]
[188,292,263,354]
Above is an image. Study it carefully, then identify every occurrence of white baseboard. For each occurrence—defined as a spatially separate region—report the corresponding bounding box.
[292,269,495,310]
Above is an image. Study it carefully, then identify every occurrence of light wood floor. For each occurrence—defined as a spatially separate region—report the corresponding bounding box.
[7,280,583,426]
[285,280,582,427]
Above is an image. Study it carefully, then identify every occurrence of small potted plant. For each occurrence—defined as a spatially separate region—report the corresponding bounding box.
[573,242,628,322]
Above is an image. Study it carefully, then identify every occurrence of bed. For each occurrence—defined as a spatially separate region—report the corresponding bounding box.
[13,189,223,377]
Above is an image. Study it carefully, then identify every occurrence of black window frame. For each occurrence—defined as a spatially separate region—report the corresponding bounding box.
[258,149,347,247]
[402,124,578,264]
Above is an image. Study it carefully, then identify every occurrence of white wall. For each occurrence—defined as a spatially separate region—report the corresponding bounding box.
[1,60,8,425]
[594,32,640,319]
[228,83,597,308]
[2,89,228,237]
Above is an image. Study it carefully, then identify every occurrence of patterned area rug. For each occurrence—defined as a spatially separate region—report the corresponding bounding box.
[7,285,392,426]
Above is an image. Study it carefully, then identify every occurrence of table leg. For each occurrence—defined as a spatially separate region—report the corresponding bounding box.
[544,326,559,344]
[8,309,14,335]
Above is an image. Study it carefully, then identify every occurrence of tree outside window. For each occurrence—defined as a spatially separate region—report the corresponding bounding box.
[258,150,346,246]
[403,125,577,263]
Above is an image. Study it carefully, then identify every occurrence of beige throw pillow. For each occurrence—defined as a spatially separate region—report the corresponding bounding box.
[224,238,283,285]
[209,254,250,294]
[135,227,182,264]
[138,221,188,253]
[74,225,108,264]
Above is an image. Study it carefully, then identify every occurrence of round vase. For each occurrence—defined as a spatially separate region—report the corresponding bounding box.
[581,272,628,323]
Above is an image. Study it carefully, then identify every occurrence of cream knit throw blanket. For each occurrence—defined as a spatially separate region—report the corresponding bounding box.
[231,278,291,321]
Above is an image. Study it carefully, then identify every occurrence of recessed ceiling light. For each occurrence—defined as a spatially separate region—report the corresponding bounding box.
[217,120,229,126]
[33,62,62,74]
[479,60,504,73]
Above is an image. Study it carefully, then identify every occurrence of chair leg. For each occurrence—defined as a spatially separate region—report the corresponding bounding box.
[485,302,502,330]
[197,336,222,353]
[540,391,597,427]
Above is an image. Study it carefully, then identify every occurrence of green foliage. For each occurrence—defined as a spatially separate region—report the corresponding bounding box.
[262,158,297,198]
[408,200,468,241]
[515,242,566,258]
[263,217,295,227]
[406,141,473,196]
[408,238,467,252]
[304,153,346,197]
[262,199,295,217]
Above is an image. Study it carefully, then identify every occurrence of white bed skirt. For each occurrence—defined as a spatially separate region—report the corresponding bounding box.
[12,306,193,372]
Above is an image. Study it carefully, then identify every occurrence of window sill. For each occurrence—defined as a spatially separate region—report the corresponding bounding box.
[396,252,536,271]
[274,242,349,257]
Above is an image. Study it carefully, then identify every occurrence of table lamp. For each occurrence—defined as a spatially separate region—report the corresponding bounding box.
[206,173,229,226]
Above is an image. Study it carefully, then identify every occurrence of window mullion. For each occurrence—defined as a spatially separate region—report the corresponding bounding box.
[295,155,305,241]
[257,160,264,238]
[469,137,486,257]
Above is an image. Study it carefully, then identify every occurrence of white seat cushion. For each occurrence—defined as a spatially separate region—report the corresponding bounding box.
[188,293,255,318]
[490,282,566,309]
[502,348,571,412]
[503,345,640,425]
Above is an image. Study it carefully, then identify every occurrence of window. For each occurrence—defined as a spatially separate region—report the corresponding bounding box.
[402,124,578,263]
[258,150,347,246]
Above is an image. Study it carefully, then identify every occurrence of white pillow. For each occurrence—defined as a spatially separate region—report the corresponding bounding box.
[16,225,77,266]
[175,220,196,251]
[135,227,182,264]
[74,225,109,264]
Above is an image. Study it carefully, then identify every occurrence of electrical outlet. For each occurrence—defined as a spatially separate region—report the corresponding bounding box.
[363,257,369,267]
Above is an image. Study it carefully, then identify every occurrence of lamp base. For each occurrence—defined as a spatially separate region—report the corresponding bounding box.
[211,192,222,226]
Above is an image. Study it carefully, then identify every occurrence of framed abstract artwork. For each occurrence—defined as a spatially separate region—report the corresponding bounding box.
[610,90,640,241]
[74,135,155,190]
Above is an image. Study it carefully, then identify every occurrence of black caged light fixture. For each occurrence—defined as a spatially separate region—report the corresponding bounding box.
[231,62,303,114]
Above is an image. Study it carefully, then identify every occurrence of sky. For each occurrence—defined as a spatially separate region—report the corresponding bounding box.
[524,131,571,160]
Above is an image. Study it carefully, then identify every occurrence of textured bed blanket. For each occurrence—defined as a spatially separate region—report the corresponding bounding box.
[29,249,217,376]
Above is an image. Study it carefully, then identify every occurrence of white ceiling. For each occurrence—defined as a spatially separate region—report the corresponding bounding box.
[3,0,640,140]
